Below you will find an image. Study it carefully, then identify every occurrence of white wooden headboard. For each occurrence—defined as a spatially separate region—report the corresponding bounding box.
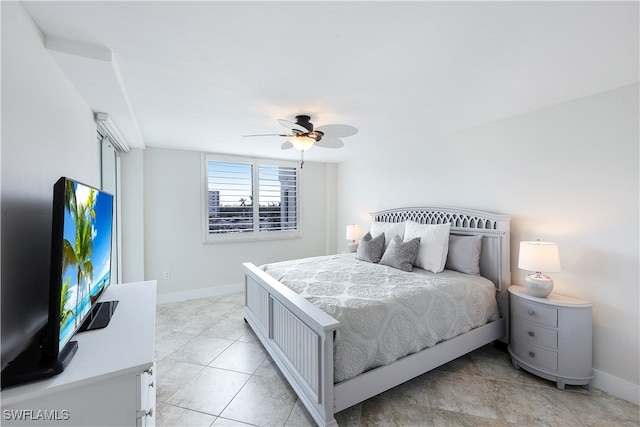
[370,206,512,292]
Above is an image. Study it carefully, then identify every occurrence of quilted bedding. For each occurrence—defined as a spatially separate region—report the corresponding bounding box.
[260,253,500,383]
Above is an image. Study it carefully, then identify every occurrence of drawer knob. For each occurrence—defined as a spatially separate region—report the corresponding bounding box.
[528,331,535,337]
[527,309,535,316]
[529,351,535,358]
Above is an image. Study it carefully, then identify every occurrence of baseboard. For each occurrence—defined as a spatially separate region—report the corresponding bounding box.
[592,369,639,405]
[156,283,243,305]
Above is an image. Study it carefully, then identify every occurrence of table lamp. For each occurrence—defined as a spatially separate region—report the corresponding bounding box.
[518,241,561,297]
[346,224,363,252]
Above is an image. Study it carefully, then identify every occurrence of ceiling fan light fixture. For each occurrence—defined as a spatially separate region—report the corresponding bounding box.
[290,135,316,151]
[245,115,357,162]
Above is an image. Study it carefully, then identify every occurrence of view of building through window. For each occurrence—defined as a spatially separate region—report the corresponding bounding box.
[206,159,298,235]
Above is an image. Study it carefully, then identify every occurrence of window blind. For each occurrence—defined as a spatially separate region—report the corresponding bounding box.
[204,155,299,241]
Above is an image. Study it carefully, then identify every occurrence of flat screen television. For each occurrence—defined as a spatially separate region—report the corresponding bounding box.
[46,177,116,358]
[1,177,115,388]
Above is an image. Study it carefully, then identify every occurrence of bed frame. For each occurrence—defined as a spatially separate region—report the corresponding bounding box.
[243,207,511,427]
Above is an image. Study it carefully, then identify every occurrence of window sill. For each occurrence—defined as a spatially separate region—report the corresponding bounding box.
[202,231,302,244]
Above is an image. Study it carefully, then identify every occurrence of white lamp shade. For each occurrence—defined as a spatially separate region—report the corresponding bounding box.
[346,224,363,241]
[518,241,561,273]
[290,136,315,151]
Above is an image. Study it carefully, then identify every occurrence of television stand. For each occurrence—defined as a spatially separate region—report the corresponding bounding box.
[1,281,156,427]
[77,300,119,332]
[1,339,78,389]
[2,299,121,388]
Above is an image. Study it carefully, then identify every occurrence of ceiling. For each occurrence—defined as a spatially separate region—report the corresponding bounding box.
[22,1,639,163]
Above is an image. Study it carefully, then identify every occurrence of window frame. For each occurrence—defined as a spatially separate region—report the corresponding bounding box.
[201,153,302,243]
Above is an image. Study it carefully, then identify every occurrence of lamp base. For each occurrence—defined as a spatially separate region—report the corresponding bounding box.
[347,242,358,253]
[524,274,554,298]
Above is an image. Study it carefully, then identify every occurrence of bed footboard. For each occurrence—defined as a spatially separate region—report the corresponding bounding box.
[243,262,340,427]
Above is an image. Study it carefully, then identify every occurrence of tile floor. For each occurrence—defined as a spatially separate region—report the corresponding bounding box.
[155,292,639,427]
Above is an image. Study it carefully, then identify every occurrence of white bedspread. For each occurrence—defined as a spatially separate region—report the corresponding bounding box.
[261,253,500,383]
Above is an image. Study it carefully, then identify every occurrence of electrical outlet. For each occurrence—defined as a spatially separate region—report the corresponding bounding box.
[163,270,171,279]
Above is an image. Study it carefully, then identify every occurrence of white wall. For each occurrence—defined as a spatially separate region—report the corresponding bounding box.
[336,84,639,403]
[1,2,99,366]
[142,148,336,302]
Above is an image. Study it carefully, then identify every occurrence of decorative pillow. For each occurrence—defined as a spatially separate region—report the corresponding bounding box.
[379,235,421,272]
[355,232,385,263]
[369,221,406,250]
[403,221,451,273]
[446,234,483,275]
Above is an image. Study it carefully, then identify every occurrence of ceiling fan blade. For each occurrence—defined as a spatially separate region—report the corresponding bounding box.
[243,133,291,137]
[314,136,344,148]
[281,141,294,150]
[278,119,308,133]
[315,124,358,138]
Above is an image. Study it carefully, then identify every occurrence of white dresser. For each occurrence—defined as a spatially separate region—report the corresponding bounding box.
[508,285,593,389]
[1,281,157,426]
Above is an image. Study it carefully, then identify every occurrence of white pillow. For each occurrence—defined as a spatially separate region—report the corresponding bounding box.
[403,221,451,273]
[369,221,406,250]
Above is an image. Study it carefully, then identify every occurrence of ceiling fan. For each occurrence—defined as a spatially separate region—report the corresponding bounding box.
[245,115,358,166]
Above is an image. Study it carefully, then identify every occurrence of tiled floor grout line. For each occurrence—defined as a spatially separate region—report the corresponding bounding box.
[215,373,254,424]
[155,294,639,427]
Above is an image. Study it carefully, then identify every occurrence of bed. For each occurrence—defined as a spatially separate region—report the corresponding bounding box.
[243,207,511,427]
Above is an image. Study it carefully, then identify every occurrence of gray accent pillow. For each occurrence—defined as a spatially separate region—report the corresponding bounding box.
[356,232,385,263]
[379,235,421,272]
[445,234,483,275]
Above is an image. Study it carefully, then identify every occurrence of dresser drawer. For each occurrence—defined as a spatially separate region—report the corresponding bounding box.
[512,317,558,349]
[511,337,558,371]
[512,297,558,327]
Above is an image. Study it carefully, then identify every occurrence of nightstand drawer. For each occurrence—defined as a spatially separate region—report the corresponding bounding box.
[508,286,593,389]
[511,337,558,371]
[512,297,558,327]
[512,317,558,349]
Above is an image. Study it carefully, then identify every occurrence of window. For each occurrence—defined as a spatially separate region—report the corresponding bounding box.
[203,154,300,242]
[98,129,121,284]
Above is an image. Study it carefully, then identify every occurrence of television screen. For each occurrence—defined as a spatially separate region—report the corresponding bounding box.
[48,177,114,359]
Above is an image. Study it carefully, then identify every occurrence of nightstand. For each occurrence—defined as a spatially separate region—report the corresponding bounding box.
[508,285,593,389]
